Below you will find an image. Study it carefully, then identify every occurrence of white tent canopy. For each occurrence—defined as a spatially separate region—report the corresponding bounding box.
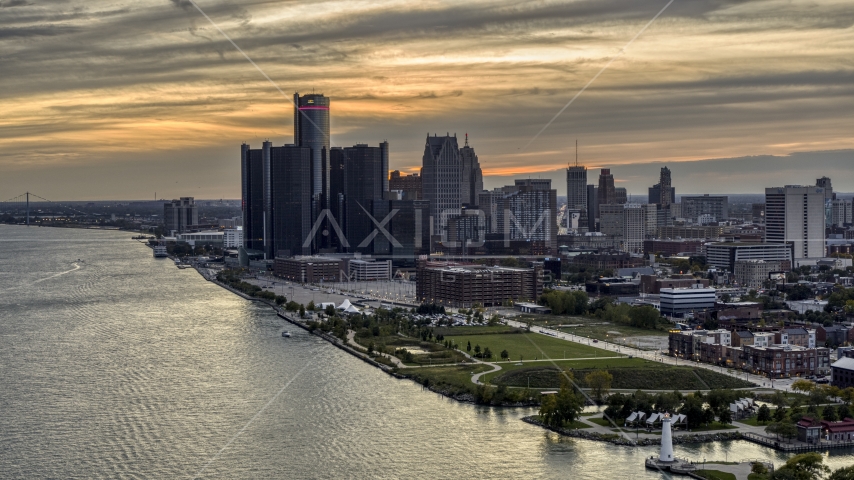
[344,305,361,314]
[337,299,353,310]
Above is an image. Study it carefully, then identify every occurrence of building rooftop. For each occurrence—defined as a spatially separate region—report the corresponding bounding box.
[832,357,854,371]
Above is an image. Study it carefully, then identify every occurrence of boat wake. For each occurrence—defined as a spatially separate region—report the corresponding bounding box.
[31,262,82,285]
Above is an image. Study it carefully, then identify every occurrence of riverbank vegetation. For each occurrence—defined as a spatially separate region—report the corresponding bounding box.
[601,389,744,430]
[217,269,286,303]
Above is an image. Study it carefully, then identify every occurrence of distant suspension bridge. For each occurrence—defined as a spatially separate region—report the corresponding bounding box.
[2,192,99,225]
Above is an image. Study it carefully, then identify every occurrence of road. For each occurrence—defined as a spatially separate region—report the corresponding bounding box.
[504,319,796,392]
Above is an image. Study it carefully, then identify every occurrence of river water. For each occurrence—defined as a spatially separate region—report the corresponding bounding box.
[1,225,852,479]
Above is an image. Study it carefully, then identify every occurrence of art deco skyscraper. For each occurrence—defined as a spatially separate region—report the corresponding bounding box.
[658,166,672,207]
[597,169,616,206]
[459,134,483,206]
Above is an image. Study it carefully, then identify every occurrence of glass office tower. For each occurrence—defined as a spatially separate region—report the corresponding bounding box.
[294,93,330,214]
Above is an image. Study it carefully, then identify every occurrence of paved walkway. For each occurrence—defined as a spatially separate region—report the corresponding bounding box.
[505,320,791,391]
[345,330,406,368]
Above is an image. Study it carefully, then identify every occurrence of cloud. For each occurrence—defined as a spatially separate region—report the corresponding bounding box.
[1,0,853,199]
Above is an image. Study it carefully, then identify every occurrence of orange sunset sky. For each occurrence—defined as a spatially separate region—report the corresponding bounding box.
[1,0,853,200]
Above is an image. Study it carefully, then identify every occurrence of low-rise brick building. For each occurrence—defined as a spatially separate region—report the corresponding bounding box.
[274,256,344,283]
[415,259,543,308]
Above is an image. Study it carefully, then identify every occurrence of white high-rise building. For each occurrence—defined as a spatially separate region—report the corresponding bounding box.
[623,204,646,254]
[223,227,244,249]
[765,185,826,259]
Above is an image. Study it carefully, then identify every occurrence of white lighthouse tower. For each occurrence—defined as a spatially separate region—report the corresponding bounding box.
[659,413,674,463]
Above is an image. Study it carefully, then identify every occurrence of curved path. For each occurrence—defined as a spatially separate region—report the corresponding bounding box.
[504,319,790,391]
[346,330,405,368]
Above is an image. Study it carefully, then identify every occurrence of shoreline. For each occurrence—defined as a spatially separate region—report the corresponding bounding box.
[520,416,744,447]
[202,269,542,407]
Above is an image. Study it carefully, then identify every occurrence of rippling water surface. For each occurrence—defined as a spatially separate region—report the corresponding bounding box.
[2,225,853,479]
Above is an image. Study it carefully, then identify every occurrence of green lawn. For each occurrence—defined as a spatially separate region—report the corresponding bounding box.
[737,416,771,427]
[401,364,492,390]
[514,313,668,344]
[481,357,648,384]
[486,359,754,391]
[435,325,524,336]
[447,332,614,362]
[695,469,737,480]
[565,420,593,429]
[352,334,470,365]
[688,422,738,432]
[588,417,618,428]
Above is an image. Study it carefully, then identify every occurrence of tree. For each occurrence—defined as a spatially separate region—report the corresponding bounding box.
[299,305,306,317]
[718,408,733,424]
[757,404,772,423]
[275,295,286,306]
[466,341,471,352]
[829,466,854,480]
[500,349,509,360]
[823,404,839,422]
[325,304,336,316]
[539,375,584,428]
[766,422,797,441]
[679,395,705,429]
[307,300,316,311]
[628,305,661,329]
[791,379,816,394]
[474,344,481,356]
[752,462,769,475]
[483,347,493,359]
[772,452,829,480]
[585,370,613,402]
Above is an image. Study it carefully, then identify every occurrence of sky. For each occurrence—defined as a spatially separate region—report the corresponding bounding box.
[1,0,853,200]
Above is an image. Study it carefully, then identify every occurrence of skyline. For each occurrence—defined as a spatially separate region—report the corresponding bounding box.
[2,0,854,200]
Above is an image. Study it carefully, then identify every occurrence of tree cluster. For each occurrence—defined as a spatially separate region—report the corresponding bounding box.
[538,289,589,315]
[539,374,584,428]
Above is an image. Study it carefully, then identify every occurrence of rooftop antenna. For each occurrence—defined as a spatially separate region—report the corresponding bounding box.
[465,133,469,147]
[575,139,578,167]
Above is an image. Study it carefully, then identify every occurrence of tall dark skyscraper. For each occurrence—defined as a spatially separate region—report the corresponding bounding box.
[338,142,389,253]
[293,92,330,216]
[242,142,313,257]
[649,166,676,206]
[459,134,483,206]
[587,184,599,232]
[658,166,672,207]
[241,143,264,252]
[567,166,587,207]
[422,134,462,233]
[597,168,616,206]
[270,145,313,257]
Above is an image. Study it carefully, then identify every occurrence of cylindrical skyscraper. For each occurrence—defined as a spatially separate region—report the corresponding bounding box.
[294,92,330,211]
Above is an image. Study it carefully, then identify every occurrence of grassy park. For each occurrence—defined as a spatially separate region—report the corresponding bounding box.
[444,331,613,362]
[487,360,754,391]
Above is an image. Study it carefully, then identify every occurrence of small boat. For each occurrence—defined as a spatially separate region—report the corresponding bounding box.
[282,331,291,338]
[153,246,168,258]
